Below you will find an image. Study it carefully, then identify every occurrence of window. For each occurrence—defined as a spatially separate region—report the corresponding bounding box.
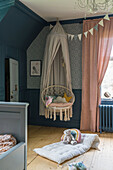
[101,46,113,100]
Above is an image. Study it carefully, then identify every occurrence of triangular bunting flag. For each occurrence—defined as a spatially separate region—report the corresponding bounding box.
[71,35,74,40]
[89,28,94,35]
[78,34,82,41]
[68,34,71,39]
[74,35,77,41]
[84,31,88,38]
[99,19,104,27]
[104,14,110,21]
[94,24,98,31]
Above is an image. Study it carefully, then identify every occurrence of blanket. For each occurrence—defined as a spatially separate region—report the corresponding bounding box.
[34,133,100,164]
[0,134,17,155]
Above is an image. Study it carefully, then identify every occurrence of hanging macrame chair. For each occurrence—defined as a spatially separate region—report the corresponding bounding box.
[39,21,75,121]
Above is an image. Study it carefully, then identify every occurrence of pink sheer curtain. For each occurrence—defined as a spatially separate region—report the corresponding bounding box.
[80,18,113,132]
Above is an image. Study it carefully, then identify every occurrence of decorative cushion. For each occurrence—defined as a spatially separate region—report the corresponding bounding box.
[64,93,72,102]
[45,95,57,102]
[49,102,73,107]
[61,129,81,143]
[53,96,67,103]
[46,96,53,107]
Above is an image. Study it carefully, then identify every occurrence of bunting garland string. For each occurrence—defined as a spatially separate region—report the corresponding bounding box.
[50,14,110,41]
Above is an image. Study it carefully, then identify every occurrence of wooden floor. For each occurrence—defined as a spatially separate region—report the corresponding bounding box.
[27,125,113,170]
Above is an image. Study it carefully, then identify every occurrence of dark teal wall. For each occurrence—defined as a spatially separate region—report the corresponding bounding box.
[0,0,47,49]
[0,42,27,101]
[0,0,82,128]
[0,0,47,103]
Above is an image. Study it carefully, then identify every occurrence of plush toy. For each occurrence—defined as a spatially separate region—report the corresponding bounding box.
[68,161,87,170]
[61,129,81,143]
[46,96,53,107]
[63,129,77,145]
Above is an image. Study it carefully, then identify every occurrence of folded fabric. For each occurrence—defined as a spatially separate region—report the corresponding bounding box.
[0,134,17,155]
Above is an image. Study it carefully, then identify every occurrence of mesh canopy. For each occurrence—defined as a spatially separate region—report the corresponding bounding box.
[40,22,72,116]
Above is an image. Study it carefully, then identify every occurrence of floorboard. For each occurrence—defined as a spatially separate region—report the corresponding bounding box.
[27,125,113,170]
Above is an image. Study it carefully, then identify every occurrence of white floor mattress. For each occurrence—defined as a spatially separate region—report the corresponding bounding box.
[34,134,100,164]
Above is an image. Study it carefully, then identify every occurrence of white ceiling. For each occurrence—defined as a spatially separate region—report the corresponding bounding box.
[20,0,112,21]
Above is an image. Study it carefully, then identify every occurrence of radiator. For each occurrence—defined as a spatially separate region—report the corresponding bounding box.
[99,104,113,133]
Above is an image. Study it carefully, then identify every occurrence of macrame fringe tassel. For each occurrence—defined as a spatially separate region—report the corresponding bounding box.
[47,109,49,118]
[67,108,70,121]
[45,109,48,119]
[70,107,72,117]
[54,109,56,121]
[46,107,72,121]
[64,109,67,121]
[60,109,63,121]
[50,109,52,119]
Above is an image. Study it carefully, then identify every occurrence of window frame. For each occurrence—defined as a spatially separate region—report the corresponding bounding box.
[101,58,113,104]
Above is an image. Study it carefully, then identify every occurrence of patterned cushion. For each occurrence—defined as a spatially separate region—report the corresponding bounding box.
[61,129,81,143]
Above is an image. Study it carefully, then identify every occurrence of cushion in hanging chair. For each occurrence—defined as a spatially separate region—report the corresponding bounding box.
[49,102,73,107]
[41,85,75,109]
[53,96,67,103]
